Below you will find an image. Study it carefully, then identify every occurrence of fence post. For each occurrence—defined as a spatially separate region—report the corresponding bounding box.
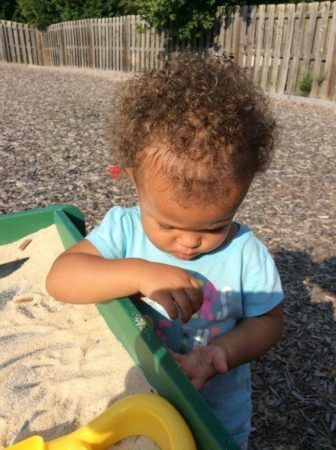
[36,29,45,66]
[122,17,131,71]
[325,2,336,101]
[326,35,336,101]
[0,22,8,62]
[60,23,66,65]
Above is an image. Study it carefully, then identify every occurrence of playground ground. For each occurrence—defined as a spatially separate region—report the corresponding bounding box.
[1,62,335,449]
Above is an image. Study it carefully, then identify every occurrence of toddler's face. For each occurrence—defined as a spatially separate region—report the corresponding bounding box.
[135,170,249,261]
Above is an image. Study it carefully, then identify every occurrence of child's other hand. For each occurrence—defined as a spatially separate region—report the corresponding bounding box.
[138,261,203,323]
[171,345,228,390]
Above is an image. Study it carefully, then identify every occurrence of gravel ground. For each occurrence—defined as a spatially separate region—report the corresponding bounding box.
[1,63,335,449]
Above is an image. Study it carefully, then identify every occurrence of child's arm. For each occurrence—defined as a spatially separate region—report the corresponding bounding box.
[214,303,283,368]
[172,304,283,389]
[46,239,202,322]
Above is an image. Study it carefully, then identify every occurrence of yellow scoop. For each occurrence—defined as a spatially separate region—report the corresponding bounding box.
[5,392,196,450]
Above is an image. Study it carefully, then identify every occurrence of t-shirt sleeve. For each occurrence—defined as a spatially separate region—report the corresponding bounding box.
[85,206,127,259]
[242,246,284,317]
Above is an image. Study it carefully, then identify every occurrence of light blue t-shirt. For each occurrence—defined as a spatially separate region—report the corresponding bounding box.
[87,206,283,445]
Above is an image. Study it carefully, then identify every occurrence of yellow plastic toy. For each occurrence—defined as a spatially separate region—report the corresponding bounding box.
[5,392,196,450]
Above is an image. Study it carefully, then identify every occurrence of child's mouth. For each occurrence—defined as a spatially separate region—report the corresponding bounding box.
[172,251,199,260]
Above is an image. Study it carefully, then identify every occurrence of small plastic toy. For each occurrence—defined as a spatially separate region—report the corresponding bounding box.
[5,392,196,450]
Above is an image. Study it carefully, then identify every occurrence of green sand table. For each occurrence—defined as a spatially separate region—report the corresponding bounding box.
[0,204,239,450]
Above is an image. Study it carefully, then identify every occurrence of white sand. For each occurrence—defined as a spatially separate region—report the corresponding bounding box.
[0,225,159,449]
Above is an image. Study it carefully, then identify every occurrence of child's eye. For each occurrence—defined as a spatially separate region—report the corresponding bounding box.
[159,223,173,231]
[207,225,229,233]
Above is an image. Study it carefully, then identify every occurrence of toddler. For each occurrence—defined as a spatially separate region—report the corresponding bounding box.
[46,53,284,448]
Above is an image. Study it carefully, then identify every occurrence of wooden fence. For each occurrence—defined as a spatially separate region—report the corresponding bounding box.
[0,2,336,100]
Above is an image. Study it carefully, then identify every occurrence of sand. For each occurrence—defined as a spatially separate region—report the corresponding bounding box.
[0,225,159,449]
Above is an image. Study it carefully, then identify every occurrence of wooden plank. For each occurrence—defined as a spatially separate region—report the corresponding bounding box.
[114,17,118,71]
[77,20,81,67]
[0,22,9,62]
[245,5,257,80]
[48,26,52,66]
[231,5,241,64]
[43,29,49,66]
[155,24,162,69]
[106,17,110,70]
[96,18,100,69]
[6,22,14,62]
[100,18,105,70]
[75,21,79,67]
[150,23,156,70]
[56,25,60,66]
[18,22,27,63]
[112,17,116,71]
[60,22,66,66]
[145,20,151,70]
[52,25,57,65]
[121,18,129,72]
[82,20,86,67]
[50,27,55,66]
[310,1,331,98]
[253,4,266,85]
[69,22,72,67]
[64,21,69,66]
[75,20,79,66]
[216,6,226,55]
[115,17,118,71]
[87,19,91,67]
[79,20,83,67]
[74,21,78,67]
[118,16,121,71]
[87,20,93,68]
[287,2,307,94]
[36,29,44,66]
[261,4,275,90]
[278,3,296,94]
[52,25,56,65]
[140,20,146,71]
[105,17,109,70]
[30,26,38,64]
[238,5,249,68]
[301,1,319,79]
[33,28,39,65]
[49,27,53,66]
[57,24,62,65]
[324,1,336,99]
[130,15,135,72]
[269,4,285,93]
[224,5,234,55]
[3,22,11,62]
[63,22,69,66]
[13,22,21,62]
[24,24,32,64]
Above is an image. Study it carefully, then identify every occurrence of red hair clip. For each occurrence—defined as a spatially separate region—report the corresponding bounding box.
[107,166,122,178]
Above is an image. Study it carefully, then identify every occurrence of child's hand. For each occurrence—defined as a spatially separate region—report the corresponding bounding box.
[171,345,228,390]
[138,261,203,323]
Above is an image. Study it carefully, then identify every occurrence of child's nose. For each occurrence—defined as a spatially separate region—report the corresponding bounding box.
[178,233,201,249]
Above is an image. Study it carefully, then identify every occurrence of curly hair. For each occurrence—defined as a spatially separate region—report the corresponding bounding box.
[107,52,276,202]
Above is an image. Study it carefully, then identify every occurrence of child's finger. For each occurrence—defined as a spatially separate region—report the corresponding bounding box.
[172,290,193,322]
[188,277,203,311]
[154,293,179,320]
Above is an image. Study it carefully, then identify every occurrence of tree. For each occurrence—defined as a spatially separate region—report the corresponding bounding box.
[135,0,221,42]
[16,0,131,29]
[0,0,24,21]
